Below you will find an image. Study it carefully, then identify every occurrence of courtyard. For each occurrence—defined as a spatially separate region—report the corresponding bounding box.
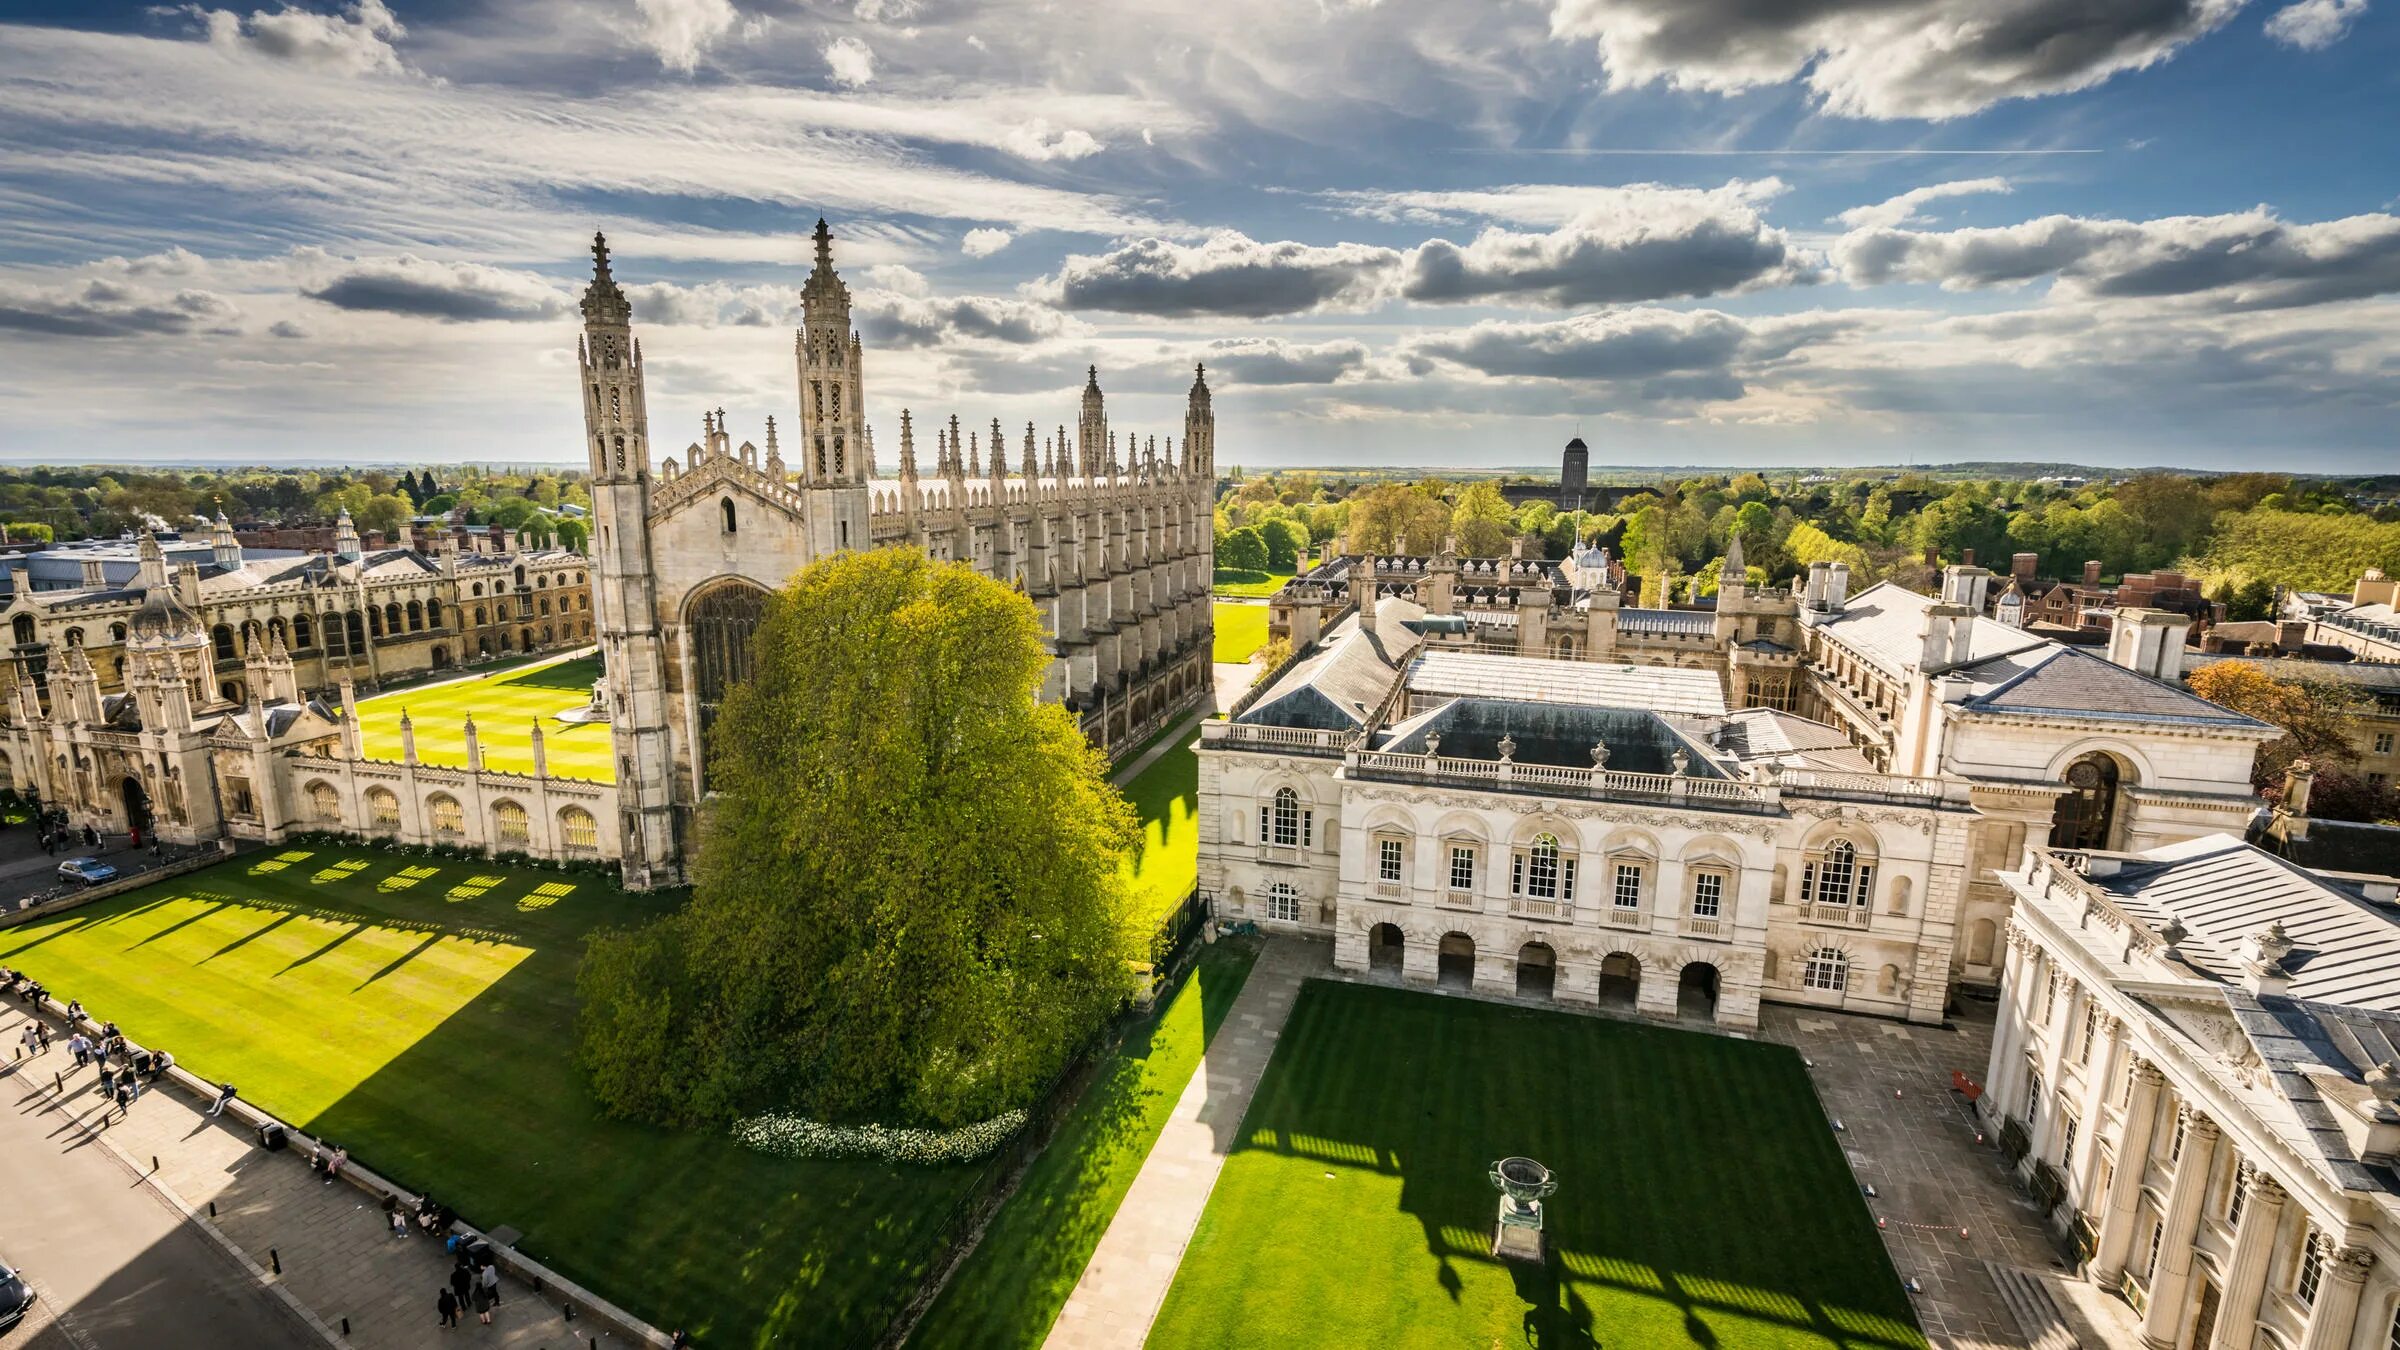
[1210,601,1270,664]
[0,850,973,1347]
[1146,979,1927,1350]
[352,651,616,782]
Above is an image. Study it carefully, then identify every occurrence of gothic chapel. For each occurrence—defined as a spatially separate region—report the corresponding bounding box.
[579,222,1217,888]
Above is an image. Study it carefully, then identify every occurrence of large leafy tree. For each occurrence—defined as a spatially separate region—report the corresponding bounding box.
[577,550,1139,1129]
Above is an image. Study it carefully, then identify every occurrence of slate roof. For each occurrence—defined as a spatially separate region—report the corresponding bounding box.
[1963,646,2275,729]
[1812,582,2046,679]
[1405,652,1727,717]
[2216,990,2400,1195]
[1618,607,1712,637]
[1376,697,1726,776]
[1238,598,1424,731]
[2090,834,2400,1010]
[1708,708,1876,772]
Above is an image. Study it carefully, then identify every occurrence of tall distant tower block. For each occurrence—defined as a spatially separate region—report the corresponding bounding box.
[1560,436,1590,511]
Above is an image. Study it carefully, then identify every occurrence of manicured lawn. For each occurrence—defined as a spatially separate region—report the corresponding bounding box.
[1149,982,1926,1350]
[910,939,1261,1348]
[0,852,975,1348]
[1119,736,1199,939]
[1212,602,1271,664]
[355,653,615,783]
[1212,568,1292,598]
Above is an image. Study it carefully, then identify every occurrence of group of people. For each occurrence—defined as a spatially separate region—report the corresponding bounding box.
[0,974,173,1125]
[33,817,103,857]
[434,1236,504,1328]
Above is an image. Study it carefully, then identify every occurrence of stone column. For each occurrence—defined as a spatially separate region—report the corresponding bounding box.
[2140,1108,2221,1350]
[1401,935,1438,985]
[2070,1014,2125,1198]
[1554,958,1598,1007]
[2212,1170,2287,1350]
[1986,938,2032,1126]
[2091,1061,2167,1287]
[2298,1246,2375,1350]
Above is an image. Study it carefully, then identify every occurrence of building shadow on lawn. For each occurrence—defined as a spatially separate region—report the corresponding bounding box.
[1213,981,1926,1350]
[277,891,978,1349]
[495,655,604,692]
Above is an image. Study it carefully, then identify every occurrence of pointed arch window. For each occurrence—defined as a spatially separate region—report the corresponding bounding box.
[721,497,737,534]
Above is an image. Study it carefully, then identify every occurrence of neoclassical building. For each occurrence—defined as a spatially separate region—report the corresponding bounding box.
[1252,548,2278,997]
[1987,836,2400,1350]
[579,223,1216,888]
[1203,589,1979,1028]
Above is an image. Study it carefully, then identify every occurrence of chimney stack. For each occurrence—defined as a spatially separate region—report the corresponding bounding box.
[2083,560,2103,587]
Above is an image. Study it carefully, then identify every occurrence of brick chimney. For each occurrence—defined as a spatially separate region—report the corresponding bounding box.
[2083,560,2102,586]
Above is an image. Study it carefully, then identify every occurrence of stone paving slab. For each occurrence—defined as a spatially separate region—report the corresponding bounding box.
[1758,999,2083,1350]
[1,1003,639,1350]
[1041,936,1322,1350]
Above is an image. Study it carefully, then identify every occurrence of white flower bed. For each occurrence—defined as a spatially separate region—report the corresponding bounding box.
[732,1109,1027,1165]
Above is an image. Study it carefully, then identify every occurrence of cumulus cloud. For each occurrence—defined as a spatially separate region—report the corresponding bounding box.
[0,279,240,338]
[1399,308,1867,409]
[856,292,1083,347]
[1546,0,2245,119]
[1834,178,2012,230]
[1032,232,1402,317]
[961,228,1014,258]
[184,0,411,76]
[1400,194,1809,307]
[302,256,568,322]
[1833,208,2400,308]
[268,319,310,338]
[1196,337,1371,385]
[2265,0,2367,48]
[631,0,742,73]
[824,35,875,86]
[1001,120,1102,162]
[623,280,798,327]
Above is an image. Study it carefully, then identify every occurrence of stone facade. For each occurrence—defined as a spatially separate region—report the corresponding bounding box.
[578,224,1216,889]
[0,533,614,866]
[0,511,591,705]
[1985,840,2400,1350]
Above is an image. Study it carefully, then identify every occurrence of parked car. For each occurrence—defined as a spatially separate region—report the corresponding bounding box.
[0,1257,32,1335]
[56,858,118,886]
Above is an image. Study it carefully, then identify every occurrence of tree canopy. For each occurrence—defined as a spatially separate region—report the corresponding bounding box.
[577,550,1139,1129]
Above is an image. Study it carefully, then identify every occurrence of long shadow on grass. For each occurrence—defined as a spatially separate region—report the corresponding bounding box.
[912,943,1258,1350]
[1177,980,1926,1350]
[496,656,604,692]
[262,857,978,1350]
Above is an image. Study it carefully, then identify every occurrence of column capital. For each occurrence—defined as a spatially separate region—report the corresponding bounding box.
[2178,1103,2217,1137]
[2333,1245,2378,1281]
[2131,1059,2166,1087]
[2247,1168,2288,1205]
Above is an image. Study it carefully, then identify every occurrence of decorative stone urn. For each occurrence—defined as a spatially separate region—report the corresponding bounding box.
[1489,1156,1556,1262]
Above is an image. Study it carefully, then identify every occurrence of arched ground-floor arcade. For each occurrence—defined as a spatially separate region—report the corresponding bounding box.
[1330,901,1764,1030]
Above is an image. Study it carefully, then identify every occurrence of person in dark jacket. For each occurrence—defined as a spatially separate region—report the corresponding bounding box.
[436,1287,460,1328]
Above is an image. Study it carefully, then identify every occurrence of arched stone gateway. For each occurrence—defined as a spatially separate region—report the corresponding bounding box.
[1678,962,1720,1022]
[1368,922,1404,975]
[1516,941,1556,999]
[1598,951,1641,1010]
[2049,750,2127,850]
[1436,932,1476,990]
[120,775,151,837]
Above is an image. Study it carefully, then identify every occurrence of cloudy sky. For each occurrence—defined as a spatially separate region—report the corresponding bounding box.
[2,0,2396,471]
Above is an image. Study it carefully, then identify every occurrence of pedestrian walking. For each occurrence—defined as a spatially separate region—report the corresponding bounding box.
[35,1022,49,1051]
[205,1082,237,1117]
[477,1260,501,1307]
[436,1287,460,1329]
[112,1079,132,1120]
[447,1262,472,1306]
[97,1062,116,1097]
[67,1033,90,1068]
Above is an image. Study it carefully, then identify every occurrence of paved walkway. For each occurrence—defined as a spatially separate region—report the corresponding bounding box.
[1111,710,1205,788]
[0,1003,648,1350]
[1758,997,2131,1349]
[1042,937,1322,1350]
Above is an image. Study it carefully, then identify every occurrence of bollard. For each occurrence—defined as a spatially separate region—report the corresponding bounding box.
[209,1201,217,1218]
[341,1318,349,1336]
[152,1155,159,1172]
[270,1248,281,1275]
